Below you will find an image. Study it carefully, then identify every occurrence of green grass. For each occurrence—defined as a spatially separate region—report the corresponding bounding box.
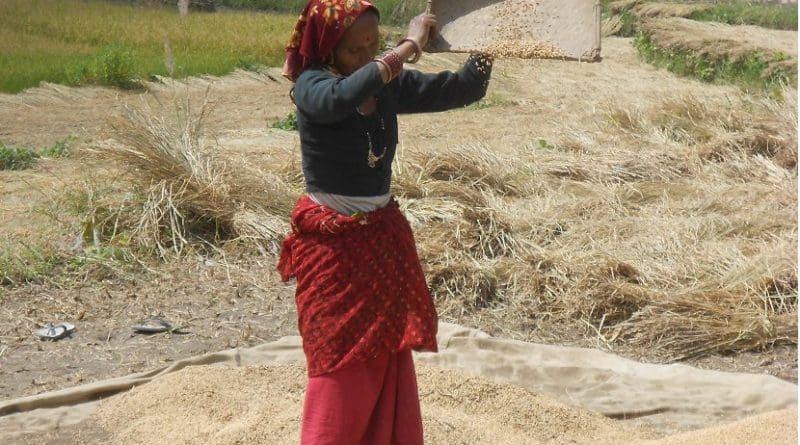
[634,32,795,89]
[0,137,76,170]
[0,0,295,93]
[617,9,639,37]
[603,1,797,35]
[600,0,613,17]
[689,1,797,30]
[0,0,429,93]
[0,243,65,286]
[216,0,426,25]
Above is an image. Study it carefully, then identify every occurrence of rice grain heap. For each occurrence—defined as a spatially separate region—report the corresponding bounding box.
[429,0,575,59]
[484,0,569,59]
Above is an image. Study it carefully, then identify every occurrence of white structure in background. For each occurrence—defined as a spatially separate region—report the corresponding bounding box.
[178,0,189,18]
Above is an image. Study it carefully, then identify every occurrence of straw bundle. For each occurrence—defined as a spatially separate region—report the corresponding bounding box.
[695,92,797,169]
[426,257,501,311]
[620,290,797,361]
[416,205,534,261]
[562,258,653,326]
[608,93,797,170]
[95,99,294,256]
[400,197,465,228]
[393,143,523,201]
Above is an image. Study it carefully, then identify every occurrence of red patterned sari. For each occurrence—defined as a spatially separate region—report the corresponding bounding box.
[278,196,438,377]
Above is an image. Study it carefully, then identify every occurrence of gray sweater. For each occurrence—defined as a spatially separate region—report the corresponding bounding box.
[293,54,492,197]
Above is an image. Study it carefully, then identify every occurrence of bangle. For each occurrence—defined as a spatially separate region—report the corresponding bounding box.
[374,58,392,84]
[398,37,422,64]
[376,49,404,81]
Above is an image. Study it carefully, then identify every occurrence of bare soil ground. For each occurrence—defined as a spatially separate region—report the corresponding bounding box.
[0,35,796,407]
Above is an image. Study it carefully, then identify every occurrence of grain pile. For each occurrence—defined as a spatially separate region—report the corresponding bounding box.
[645,408,798,445]
[484,40,568,59]
[487,0,568,59]
[92,364,650,445]
[89,364,797,445]
[430,0,572,59]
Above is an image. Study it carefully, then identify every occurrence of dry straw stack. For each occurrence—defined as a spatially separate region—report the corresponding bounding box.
[394,86,796,359]
[95,84,796,362]
[96,95,295,257]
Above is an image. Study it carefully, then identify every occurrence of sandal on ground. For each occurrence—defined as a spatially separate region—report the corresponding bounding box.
[34,322,76,341]
[131,316,183,334]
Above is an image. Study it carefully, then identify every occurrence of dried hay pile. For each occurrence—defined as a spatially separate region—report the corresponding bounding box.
[391,89,797,360]
[92,83,797,363]
[93,97,297,257]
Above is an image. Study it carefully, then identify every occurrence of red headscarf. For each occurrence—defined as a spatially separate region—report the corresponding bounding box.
[282,0,379,82]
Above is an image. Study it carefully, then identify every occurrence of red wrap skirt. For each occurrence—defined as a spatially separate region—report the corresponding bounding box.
[277,195,438,377]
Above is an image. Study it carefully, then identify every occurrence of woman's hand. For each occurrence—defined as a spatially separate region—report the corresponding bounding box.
[407,13,437,49]
[375,11,437,82]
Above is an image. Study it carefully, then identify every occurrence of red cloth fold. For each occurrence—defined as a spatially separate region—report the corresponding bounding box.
[301,350,423,445]
[282,0,379,82]
[278,196,438,377]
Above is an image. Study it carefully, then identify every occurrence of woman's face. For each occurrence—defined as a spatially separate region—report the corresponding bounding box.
[333,12,380,76]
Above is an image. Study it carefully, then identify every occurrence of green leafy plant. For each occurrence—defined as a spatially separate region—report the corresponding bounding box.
[0,144,37,170]
[689,2,797,30]
[272,111,298,131]
[617,9,638,37]
[100,44,136,87]
[0,137,76,170]
[66,43,139,88]
[90,43,139,88]
[39,136,76,158]
[537,139,555,150]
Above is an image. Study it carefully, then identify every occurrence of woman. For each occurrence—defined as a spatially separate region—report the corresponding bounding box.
[277,1,493,443]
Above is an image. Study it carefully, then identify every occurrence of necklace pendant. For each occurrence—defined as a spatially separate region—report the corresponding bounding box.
[363,108,386,169]
[367,151,379,168]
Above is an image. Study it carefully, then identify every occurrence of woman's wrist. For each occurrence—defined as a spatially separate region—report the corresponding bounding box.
[374,58,392,84]
[397,37,422,63]
[375,49,404,83]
